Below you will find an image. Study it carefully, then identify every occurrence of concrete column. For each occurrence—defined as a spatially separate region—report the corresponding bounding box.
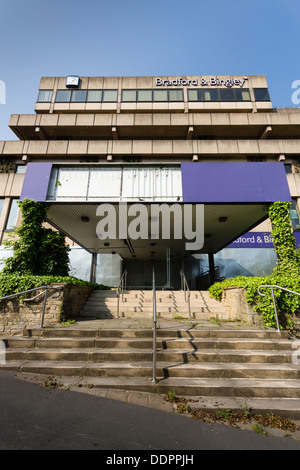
[89,252,97,283]
[208,253,215,285]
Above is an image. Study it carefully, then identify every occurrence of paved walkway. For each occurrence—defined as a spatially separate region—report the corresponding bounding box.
[64,316,269,331]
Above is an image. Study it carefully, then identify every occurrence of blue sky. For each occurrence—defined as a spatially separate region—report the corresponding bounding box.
[0,0,300,140]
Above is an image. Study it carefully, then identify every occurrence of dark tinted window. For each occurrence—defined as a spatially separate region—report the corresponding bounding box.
[254,88,271,101]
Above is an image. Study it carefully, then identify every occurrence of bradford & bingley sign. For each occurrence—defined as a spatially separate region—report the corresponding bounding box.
[156,76,248,88]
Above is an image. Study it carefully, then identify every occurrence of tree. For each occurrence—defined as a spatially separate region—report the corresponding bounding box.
[3,199,70,276]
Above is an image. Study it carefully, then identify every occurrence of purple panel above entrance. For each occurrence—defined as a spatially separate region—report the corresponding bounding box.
[20,162,53,202]
[181,162,291,203]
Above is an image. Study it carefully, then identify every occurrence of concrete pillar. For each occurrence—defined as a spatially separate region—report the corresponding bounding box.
[89,252,97,283]
[208,253,215,285]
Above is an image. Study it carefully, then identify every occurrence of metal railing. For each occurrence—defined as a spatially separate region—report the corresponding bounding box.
[180,269,191,319]
[0,286,62,328]
[257,284,300,333]
[152,267,157,383]
[116,270,127,318]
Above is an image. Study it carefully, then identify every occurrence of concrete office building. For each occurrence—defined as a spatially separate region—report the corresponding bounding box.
[0,74,298,289]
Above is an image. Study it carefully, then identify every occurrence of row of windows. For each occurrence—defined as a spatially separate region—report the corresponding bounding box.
[37,88,271,104]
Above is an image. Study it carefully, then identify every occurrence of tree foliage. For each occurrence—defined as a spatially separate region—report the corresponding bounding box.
[2,199,70,276]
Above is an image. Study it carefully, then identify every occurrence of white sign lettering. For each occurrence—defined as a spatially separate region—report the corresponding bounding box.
[156,76,248,88]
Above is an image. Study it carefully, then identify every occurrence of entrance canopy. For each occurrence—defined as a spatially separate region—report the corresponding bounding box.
[20,161,291,258]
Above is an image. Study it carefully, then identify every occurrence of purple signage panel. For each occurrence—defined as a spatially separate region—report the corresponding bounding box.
[20,162,52,202]
[227,232,300,248]
[181,162,291,203]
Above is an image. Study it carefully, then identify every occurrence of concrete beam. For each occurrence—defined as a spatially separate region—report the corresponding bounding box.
[260,126,272,139]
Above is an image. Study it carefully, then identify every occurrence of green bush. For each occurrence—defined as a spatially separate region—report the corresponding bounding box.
[209,275,300,328]
[2,199,70,276]
[0,273,110,299]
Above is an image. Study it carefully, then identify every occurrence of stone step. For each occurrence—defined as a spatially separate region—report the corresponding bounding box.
[81,305,224,313]
[23,327,289,339]
[5,372,298,399]
[4,347,294,364]
[1,360,300,381]
[3,336,292,351]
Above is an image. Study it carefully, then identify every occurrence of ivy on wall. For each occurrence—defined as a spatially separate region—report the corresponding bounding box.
[267,201,300,277]
[209,201,300,329]
[2,199,70,276]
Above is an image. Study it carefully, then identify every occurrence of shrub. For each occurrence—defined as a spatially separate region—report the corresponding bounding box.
[209,201,300,329]
[2,199,70,276]
[0,273,109,299]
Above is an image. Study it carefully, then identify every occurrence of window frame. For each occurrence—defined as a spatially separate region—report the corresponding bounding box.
[290,198,300,232]
[5,199,20,231]
[37,90,53,103]
[70,90,87,103]
[55,89,118,103]
[254,88,271,102]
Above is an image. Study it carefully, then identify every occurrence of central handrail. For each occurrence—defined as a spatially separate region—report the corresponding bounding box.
[116,270,127,318]
[180,269,191,319]
[257,284,300,333]
[152,267,157,383]
[0,286,62,328]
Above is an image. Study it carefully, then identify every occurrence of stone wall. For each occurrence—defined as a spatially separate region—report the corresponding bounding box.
[220,287,261,324]
[0,283,94,335]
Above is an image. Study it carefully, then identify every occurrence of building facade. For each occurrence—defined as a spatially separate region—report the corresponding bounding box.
[0,74,298,288]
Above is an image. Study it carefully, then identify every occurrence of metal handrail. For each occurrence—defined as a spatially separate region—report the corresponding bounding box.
[152,267,157,383]
[257,284,300,333]
[116,270,127,318]
[180,269,191,319]
[0,286,62,328]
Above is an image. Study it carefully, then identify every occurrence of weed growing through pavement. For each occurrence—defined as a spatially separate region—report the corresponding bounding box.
[165,394,300,433]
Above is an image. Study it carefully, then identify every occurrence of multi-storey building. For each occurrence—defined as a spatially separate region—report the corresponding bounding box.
[0,74,297,289]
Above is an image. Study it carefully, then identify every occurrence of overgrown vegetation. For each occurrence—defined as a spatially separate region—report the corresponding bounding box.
[3,199,70,276]
[0,273,108,299]
[165,394,299,434]
[209,202,300,329]
[0,199,109,297]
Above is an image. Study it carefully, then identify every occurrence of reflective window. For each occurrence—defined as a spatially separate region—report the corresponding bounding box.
[290,199,300,231]
[16,165,26,174]
[153,89,168,102]
[56,90,72,102]
[188,88,251,102]
[122,90,137,102]
[187,89,203,101]
[37,90,53,103]
[0,199,4,219]
[55,89,118,103]
[219,89,235,101]
[168,89,184,101]
[71,90,87,102]
[284,164,292,174]
[5,199,19,230]
[87,90,102,102]
[137,90,153,102]
[235,89,251,101]
[203,89,219,101]
[254,88,271,101]
[102,90,118,102]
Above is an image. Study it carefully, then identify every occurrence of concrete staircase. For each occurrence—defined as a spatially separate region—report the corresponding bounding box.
[80,289,228,320]
[1,326,300,416]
